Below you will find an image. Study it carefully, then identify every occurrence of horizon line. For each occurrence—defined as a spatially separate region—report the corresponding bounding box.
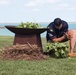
[0,21,76,23]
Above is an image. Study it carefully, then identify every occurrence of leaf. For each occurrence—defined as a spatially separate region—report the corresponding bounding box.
[55,52,60,57]
[16,22,42,28]
[46,42,69,58]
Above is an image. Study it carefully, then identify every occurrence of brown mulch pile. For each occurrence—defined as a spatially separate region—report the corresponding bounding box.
[1,43,47,60]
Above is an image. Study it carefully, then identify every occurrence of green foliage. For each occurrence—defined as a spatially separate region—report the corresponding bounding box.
[16,22,41,28]
[46,42,69,58]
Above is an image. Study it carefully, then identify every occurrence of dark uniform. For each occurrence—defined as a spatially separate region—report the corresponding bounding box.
[46,20,68,42]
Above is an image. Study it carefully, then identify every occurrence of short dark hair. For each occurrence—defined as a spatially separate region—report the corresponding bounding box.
[54,18,62,26]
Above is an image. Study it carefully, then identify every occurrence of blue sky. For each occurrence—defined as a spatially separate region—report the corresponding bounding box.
[0,0,76,23]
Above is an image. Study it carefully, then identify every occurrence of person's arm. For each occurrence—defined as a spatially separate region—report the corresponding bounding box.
[47,33,55,41]
[46,25,55,42]
[47,28,66,42]
[52,35,66,42]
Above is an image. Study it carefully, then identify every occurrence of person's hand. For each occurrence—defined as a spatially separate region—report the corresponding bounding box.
[52,36,65,42]
[52,38,58,42]
[64,31,73,39]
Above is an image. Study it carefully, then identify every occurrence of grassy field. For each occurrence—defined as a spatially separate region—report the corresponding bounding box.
[0,36,76,75]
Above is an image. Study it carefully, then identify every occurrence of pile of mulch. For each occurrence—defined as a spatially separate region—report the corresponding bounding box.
[0,43,47,60]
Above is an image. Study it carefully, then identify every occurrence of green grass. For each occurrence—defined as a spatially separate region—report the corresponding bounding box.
[0,36,76,75]
[0,36,14,49]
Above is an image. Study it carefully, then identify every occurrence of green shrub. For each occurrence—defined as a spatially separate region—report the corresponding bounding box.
[46,42,69,58]
[16,22,41,28]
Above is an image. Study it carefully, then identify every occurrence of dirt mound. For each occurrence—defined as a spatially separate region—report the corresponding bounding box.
[1,43,47,60]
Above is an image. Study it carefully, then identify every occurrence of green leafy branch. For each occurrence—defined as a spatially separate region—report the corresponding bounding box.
[16,22,41,28]
[46,42,69,58]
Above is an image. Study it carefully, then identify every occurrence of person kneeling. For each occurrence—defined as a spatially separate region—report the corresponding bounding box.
[46,18,76,54]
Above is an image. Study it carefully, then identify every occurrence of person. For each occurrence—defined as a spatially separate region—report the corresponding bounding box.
[46,18,76,54]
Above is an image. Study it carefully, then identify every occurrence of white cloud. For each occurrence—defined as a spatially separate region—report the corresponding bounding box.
[24,0,76,13]
[52,3,76,10]
[58,4,69,7]
[25,0,61,7]
[0,0,11,6]
[25,1,37,7]
[32,8,40,12]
